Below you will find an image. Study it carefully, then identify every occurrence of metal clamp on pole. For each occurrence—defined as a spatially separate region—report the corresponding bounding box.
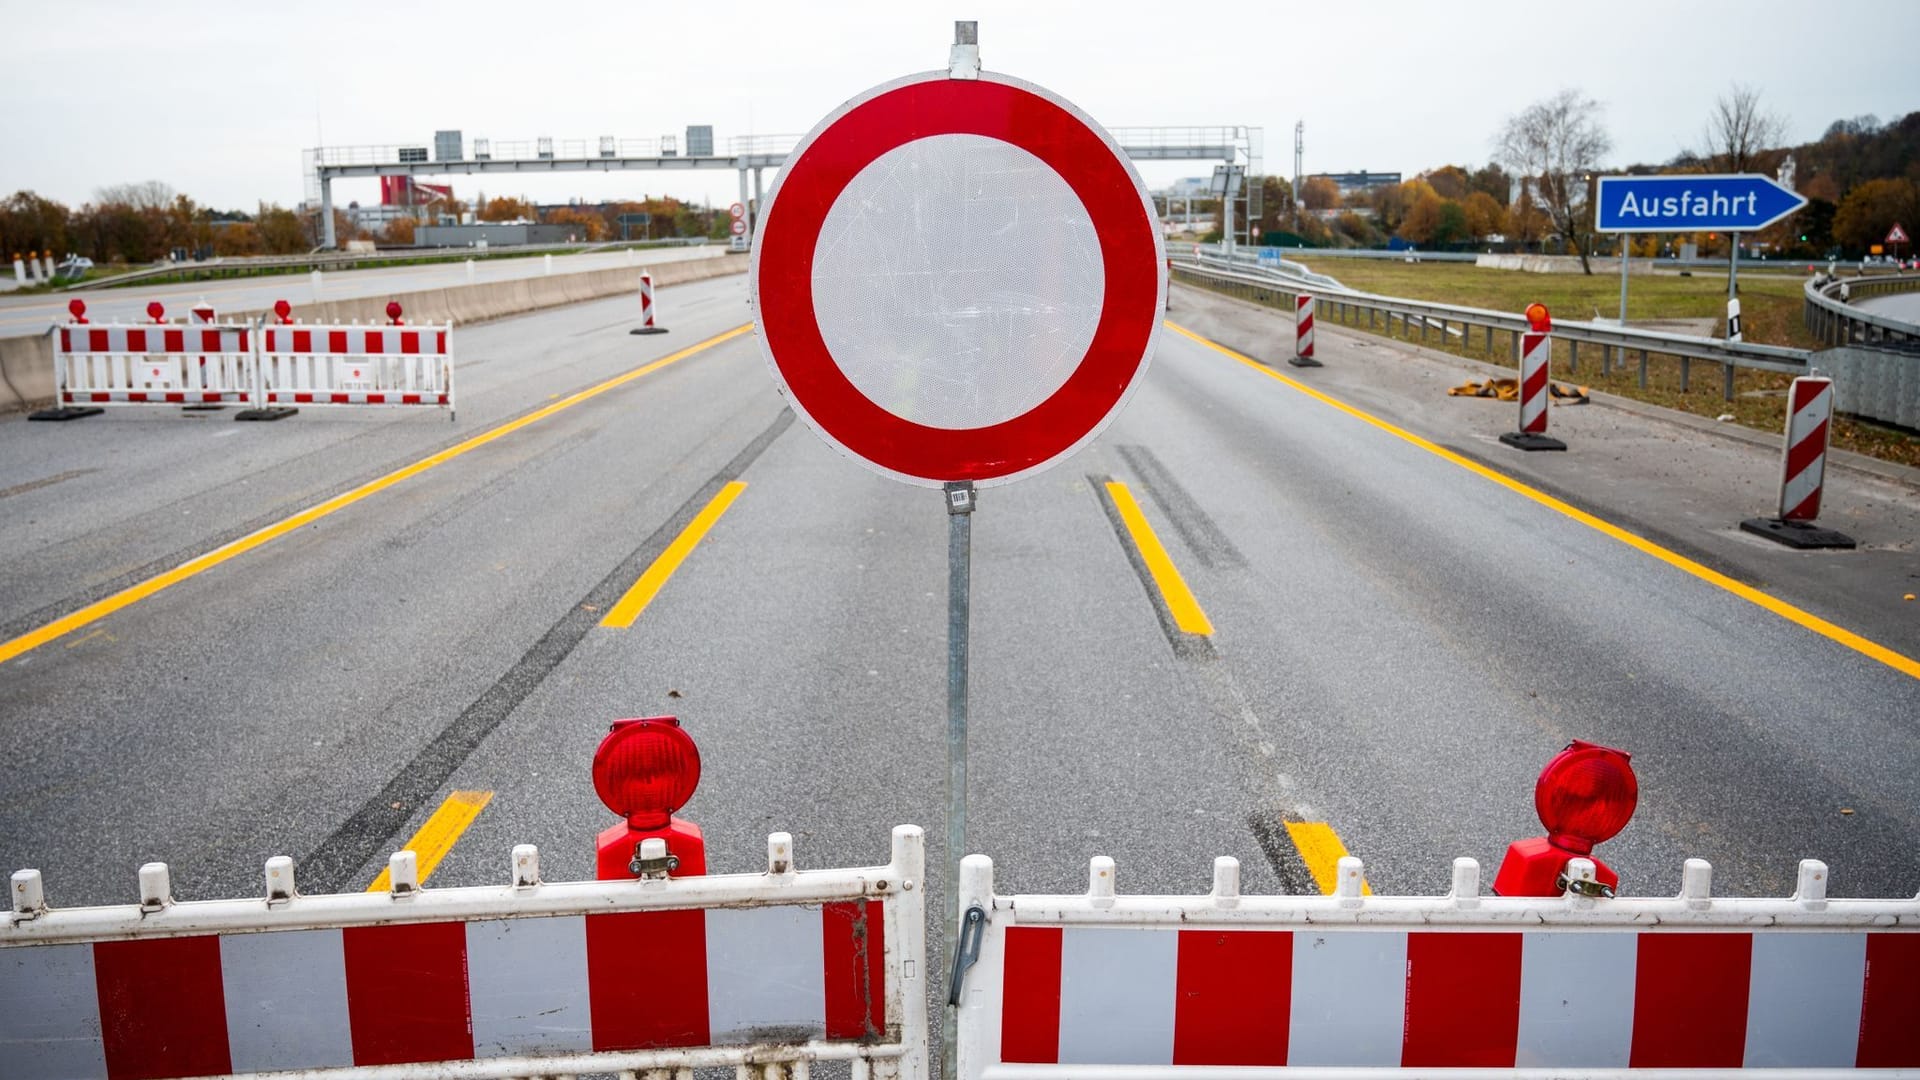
[947,904,985,1005]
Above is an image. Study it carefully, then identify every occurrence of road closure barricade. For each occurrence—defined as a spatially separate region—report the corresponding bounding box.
[1,827,929,1080]
[257,318,456,420]
[950,851,1920,1076]
[35,301,255,421]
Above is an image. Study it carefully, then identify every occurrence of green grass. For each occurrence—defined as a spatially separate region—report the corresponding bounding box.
[1208,261,1920,469]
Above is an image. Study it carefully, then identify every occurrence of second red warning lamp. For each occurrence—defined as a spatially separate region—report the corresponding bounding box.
[593,716,706,879]
[1492,739,1638,897]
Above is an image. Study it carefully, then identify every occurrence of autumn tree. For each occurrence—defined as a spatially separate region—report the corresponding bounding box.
[1300,176,1341,210]
[544,206,605,241]
[1495,89,1612,272]
[1398,192,1443,244]
[213,222,262,257]
[1833,178,1920,252]
[1505,187,1550,250]
[383,216,417,245]
[1423,165,1472,201]
[1463,191,1505,239]
[479,196,534,222]
[0,191,70,257]
[1469,163,1512,206]
[255,204,308,255]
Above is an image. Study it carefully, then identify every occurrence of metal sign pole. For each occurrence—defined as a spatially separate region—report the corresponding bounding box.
[1619,232,1630,325]
[942,479,975,1079]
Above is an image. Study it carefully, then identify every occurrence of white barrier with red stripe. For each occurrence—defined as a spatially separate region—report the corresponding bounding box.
[1,828,928,1080]
[953,852,1920,1078]
[1294,293,1315,360]
[1778,374,1834,521]
[257,323,455,413]
[54,322,256,407]
[1519,330,1550,435]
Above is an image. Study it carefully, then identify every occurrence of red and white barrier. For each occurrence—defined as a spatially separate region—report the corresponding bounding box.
[2,828,928,1080]
[1778,374,1833,522]
[954,852,1920,1076]
[257,323,455,414]
[1518,330,1549,433]
[53,322,254,407]
[1497,328,1566,452]
[1288,293,1319,368]
[632,271,669,334]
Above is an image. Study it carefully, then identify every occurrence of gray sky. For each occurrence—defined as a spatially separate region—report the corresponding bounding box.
[4,0,1916,212]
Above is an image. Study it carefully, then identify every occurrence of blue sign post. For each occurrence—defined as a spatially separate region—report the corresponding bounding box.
[1593,173,1806,337]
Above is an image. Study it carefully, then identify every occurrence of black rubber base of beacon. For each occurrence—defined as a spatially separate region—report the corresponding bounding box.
[28,406,104,421]
[1739,517,1856,550]
[630,327,670,335]
[1500,431,1567,452]
[1287,355,1323,368]
[234,407,299,422]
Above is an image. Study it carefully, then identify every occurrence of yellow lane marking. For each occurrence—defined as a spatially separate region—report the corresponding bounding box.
[0,324,754,667]
[602,481,748,628]
[367,790,493,892]
[1167,321,1920,683]
[1285,820,1374,896]
[1104,481,1215,636]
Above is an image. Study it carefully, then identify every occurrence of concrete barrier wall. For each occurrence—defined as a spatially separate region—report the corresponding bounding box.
[0,255,746,412]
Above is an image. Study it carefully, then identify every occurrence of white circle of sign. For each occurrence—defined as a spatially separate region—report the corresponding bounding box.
[750,70,1165,487]
[812,133,1104,430]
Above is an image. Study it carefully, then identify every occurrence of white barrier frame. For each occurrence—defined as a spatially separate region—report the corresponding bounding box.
[53,321,257,408]
[952,852,1920,1080]
[254,321,457,419]
[5,826,929,1080]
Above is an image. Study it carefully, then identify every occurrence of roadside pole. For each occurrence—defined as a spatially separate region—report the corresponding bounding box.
[1728,231,1743,342]
[1618,232,1630,324]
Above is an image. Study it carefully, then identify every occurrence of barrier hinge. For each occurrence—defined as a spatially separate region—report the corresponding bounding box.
[947,904,986,1006]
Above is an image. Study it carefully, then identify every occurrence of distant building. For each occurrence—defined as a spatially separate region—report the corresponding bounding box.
[1309,171,1402,198]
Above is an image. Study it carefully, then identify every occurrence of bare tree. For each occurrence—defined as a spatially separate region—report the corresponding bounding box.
[1702,84,1787,173]
[94,181,177,212]
[1495,89,1612,274]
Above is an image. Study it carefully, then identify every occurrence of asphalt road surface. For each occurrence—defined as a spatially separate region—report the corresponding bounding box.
[1858,288,1920,323]
[3,272,1917,950]
[0,245,724,338]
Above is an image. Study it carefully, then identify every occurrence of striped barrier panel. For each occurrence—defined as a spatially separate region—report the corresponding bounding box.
[257,323,456,415]
[0,827,928,1080]
[952,852,1920,1078]
[1778,374,1834,522]
[1519,330,1550,435]
[54,323,255,407]
[1294,293,1315,360]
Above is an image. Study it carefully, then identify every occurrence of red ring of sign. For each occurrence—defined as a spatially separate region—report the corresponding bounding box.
[757,76,1159,483]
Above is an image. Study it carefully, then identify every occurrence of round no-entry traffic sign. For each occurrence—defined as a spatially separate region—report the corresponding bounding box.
[751,70,1165,487]
[730,218,748,236]
[729,202,746,220]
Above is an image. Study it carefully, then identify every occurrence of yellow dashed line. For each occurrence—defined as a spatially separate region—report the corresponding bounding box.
[1285,820,1374,896]
[367,790,494,892]
[602,481,748,628]
[1105,481,1214,636]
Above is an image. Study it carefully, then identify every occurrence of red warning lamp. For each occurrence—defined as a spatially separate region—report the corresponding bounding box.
[273,299,293,325]
[146,301,165,323]
[1525,302,1552,332]
[1492,740,1637,897]
[385,301,404,326]
[67,299,88,323]
[592,716,707,879]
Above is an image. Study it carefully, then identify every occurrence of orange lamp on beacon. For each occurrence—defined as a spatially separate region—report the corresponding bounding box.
[593,716,707,879]
[1525,302,1552,333]
[1491,740,1637,897]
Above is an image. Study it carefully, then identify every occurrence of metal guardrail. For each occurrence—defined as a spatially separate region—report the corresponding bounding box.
[63,239,711,291]
[1174,258,1811,401]
[1804,272,1920,347]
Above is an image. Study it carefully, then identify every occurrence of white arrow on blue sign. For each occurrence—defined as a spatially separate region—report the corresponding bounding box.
[1595,173,1808,233]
